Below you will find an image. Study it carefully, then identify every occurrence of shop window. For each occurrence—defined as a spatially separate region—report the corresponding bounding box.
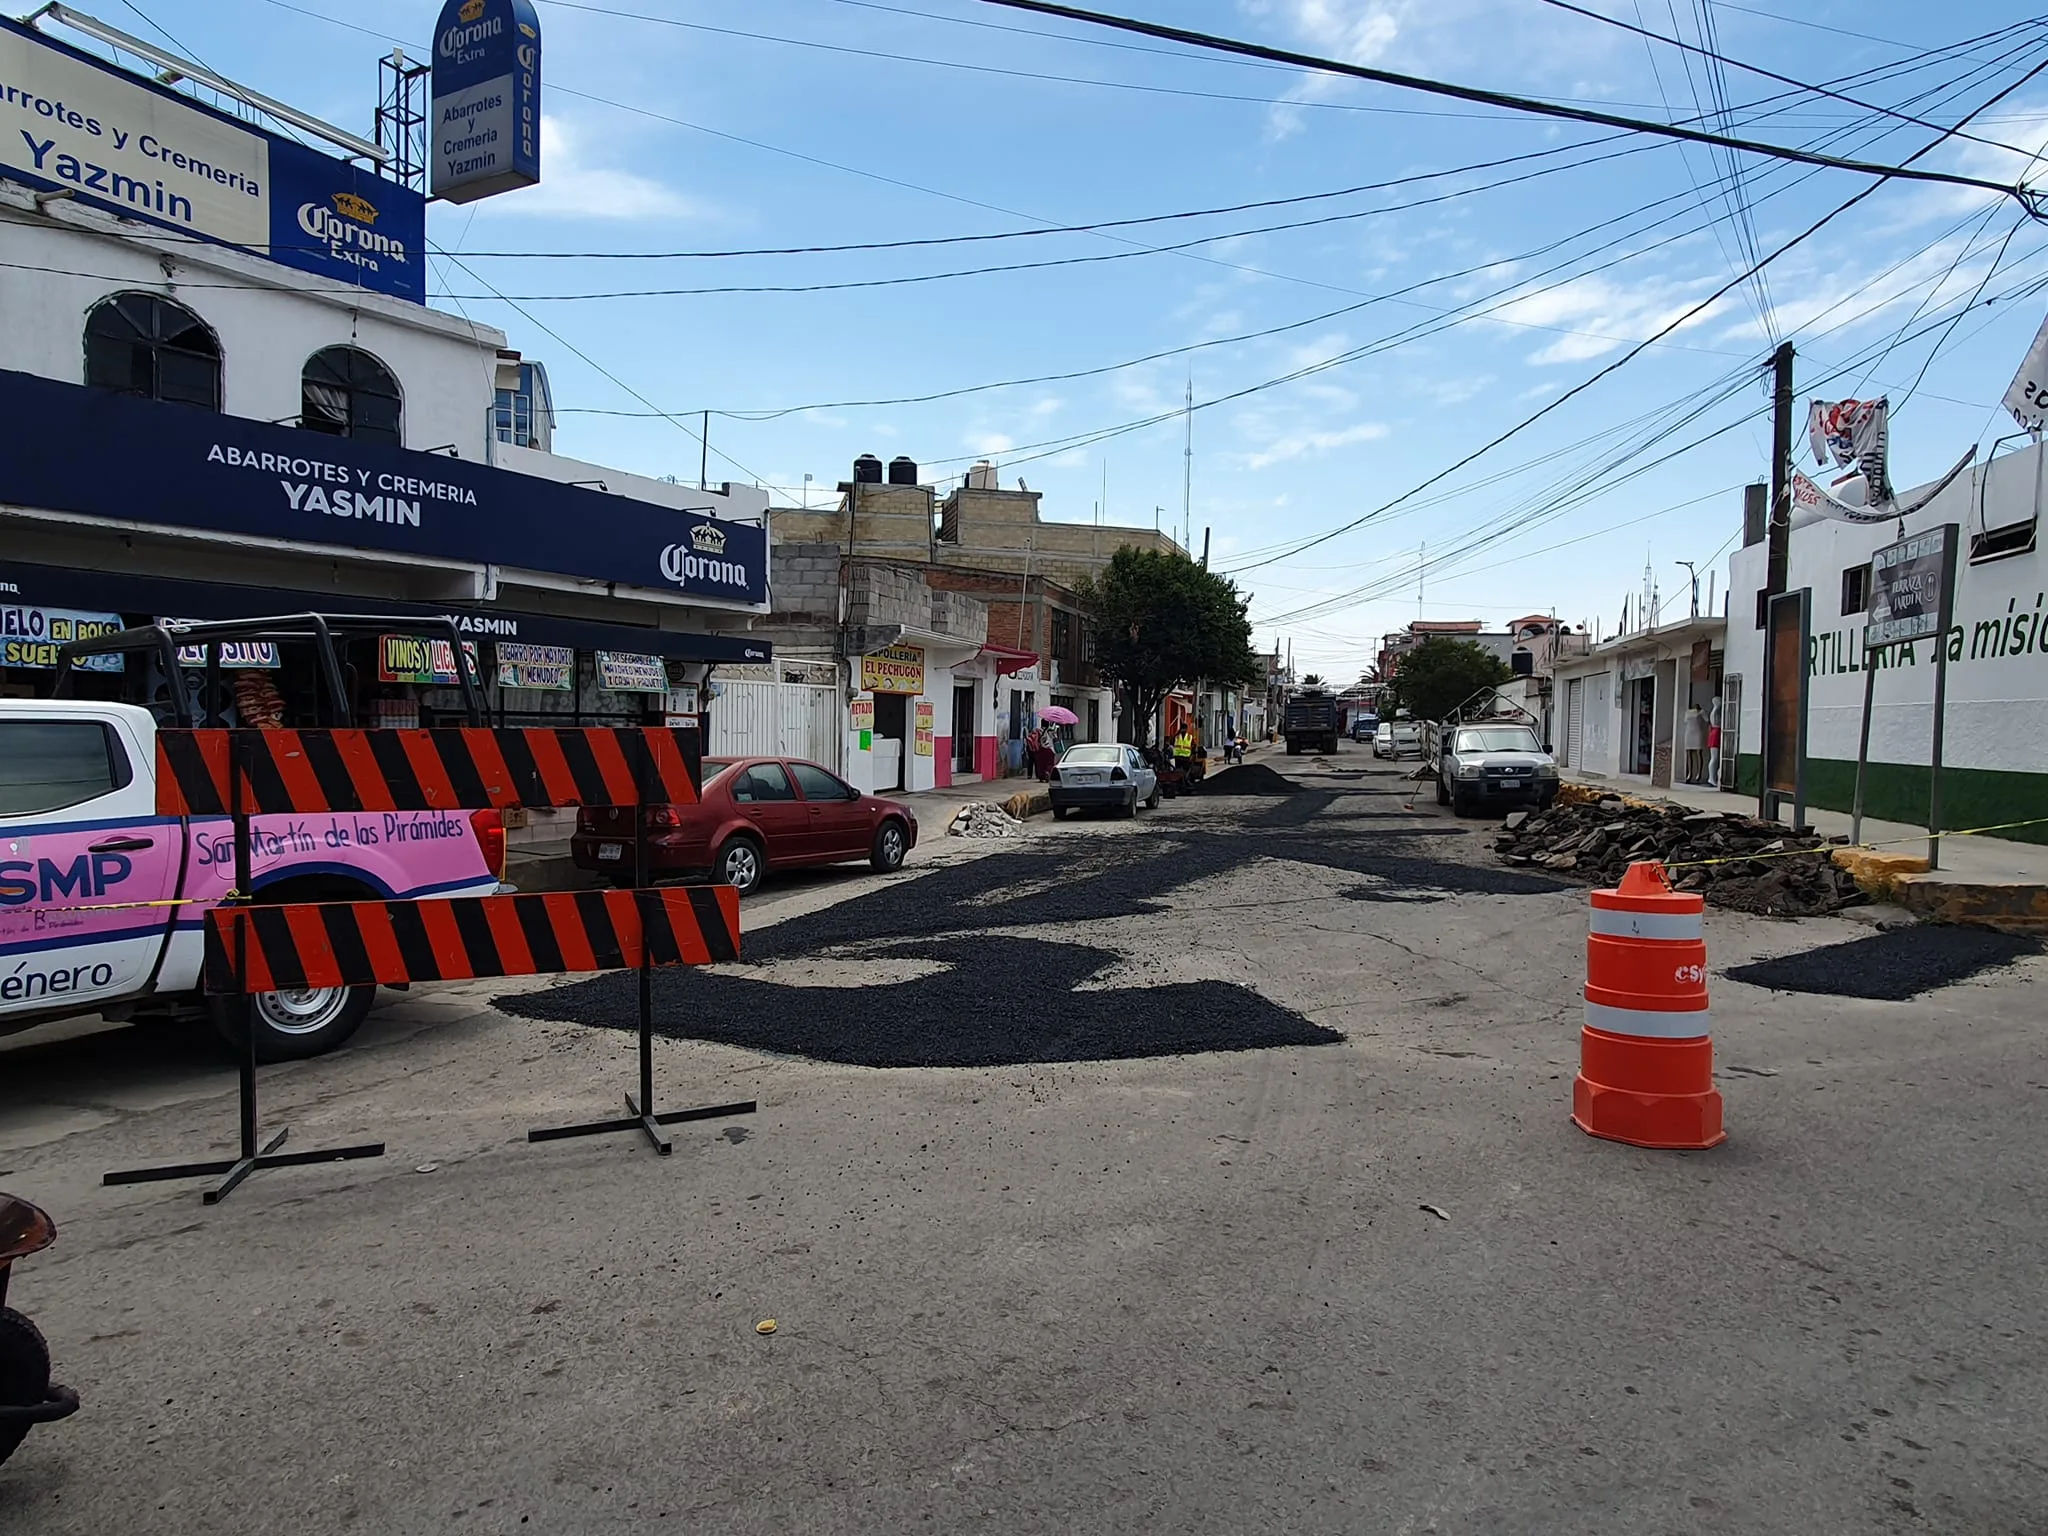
[301,346,402,445]
[1050,607,1073,662]
[83,292,220,409]
[1840,563,1871,615]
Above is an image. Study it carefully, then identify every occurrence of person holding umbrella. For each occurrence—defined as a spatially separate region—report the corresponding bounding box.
[1036,704,1077,779]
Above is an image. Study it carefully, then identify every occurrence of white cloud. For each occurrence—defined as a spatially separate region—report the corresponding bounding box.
[1487,272,1728,365]
[1028,397,1064,417]
[969,432,1016,454]
[481,117,712,221]
[1242,420,1389,470]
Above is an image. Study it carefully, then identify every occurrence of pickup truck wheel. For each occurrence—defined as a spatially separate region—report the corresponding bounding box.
[1435,773,1450,807]
[209,984,375,1063]
[1450,787,1474,817]
[0,1306,53,1468]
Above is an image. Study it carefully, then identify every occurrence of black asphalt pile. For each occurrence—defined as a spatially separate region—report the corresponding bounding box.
[1492,797,1862,917]
[1199,762,1305,796]
[501,790,1566,1062]
[507,935,1343,1068]
[1726,925,2042,1001]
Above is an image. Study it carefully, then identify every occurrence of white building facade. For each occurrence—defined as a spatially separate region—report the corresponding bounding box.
[1722,439,2048,844]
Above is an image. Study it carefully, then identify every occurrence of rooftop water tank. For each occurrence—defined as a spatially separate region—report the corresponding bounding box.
[853,454,884,483]
[888,455,919,485]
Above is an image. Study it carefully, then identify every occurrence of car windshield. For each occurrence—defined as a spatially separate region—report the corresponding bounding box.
[1061,746,1122,765]
[1456,727,1541,753]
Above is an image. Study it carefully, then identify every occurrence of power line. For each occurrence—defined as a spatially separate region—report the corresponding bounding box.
[964,0,2047,215]
[1535,0,2025,155]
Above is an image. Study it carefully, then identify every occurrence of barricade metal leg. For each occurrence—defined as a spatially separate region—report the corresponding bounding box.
[527,734,755,1154]
[102,735,385,1202]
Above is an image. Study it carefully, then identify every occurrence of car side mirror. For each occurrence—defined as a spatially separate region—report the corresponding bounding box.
[847,785,863,801]
[1543,742,1553,754]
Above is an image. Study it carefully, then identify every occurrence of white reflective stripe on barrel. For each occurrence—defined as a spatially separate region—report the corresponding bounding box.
[1583,1000,1711,1040]
[1588,907,1703,941]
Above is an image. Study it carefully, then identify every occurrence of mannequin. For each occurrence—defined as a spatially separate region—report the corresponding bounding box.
[1683,705,1707,784]
[1705,699,1722,788]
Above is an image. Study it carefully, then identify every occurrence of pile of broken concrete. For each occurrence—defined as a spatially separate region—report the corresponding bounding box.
[1493,796,1865,917]
[949,802,1024,839]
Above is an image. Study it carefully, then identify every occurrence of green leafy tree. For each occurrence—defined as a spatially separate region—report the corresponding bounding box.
[1382,638,1512,724]
[1301,672,1326,687]
[1078,547,1262,747]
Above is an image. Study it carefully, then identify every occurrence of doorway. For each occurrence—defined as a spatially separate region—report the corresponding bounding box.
[1628,674,1655,775]
[952,682,976,774]
[873,691,908,791]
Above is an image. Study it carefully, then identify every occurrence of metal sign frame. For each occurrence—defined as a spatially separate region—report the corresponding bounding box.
[1849,524,1959,864]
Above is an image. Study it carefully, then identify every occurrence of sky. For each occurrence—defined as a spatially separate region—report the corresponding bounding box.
[34,0,2048,679]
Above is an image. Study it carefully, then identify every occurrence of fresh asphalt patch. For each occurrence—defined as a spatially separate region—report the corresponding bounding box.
[506,934,1342,1068]
[500,760,1561,1064]
[1725,924,2043,1001]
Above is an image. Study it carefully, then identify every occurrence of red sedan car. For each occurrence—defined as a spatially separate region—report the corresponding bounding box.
[571,757,918,896]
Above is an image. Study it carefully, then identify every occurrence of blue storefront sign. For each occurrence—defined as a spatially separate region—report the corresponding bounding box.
[0,371,769,608]
[430,0,541,204]
[0,18,426,304]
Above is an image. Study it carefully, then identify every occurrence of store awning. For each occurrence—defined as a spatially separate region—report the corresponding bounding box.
[979,641,1040,676]
[0,559,770,665]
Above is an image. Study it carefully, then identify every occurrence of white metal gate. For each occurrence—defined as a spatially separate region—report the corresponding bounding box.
[709,680,843,772]
[1718,676,1742,790]
[1563,678,1583,767]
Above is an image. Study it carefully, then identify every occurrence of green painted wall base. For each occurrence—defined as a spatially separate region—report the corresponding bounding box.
[1734,754,2048,845]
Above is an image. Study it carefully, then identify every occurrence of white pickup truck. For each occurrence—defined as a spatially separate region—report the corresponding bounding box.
[1,699,505,1060]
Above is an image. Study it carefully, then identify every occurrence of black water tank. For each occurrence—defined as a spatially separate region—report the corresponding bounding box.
[888,455,919,485]
[853,454,884,483]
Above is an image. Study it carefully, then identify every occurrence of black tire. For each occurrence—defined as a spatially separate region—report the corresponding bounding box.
[714,835,766,895]
[1052,805,1070,821]
[1450,788,1473,817]
[871,819,909,872]
[0,1306,53,1468]
[1435,774,1450,807]
[1120,792,1138,818]
[1144,785,1161,809]
[209,983,375,1064]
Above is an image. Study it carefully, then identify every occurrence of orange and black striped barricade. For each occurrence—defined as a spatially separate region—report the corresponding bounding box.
[1572,860,1725,1151]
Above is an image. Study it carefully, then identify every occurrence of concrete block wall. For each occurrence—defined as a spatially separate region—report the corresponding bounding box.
[931,588,989,644]
[769,543,845,623]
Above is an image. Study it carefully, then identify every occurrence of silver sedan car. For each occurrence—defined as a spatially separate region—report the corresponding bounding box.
[1049,743,1160,818]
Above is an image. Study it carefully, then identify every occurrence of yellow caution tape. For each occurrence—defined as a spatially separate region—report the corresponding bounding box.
[11,891,245,917]
[1656,815,2048,873]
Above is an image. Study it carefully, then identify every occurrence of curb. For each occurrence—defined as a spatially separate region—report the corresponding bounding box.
[1894,874,2048,933]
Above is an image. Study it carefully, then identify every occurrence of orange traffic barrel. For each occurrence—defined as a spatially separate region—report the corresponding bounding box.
[1572,860,1725,1150]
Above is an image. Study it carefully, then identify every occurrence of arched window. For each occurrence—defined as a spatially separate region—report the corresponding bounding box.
[83,292,221,409]
[301,346,402,446]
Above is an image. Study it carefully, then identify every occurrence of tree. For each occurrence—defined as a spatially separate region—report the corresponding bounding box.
[1077,547,1263,747]
[1301,672,1326,687]
[1381,638,1511,724]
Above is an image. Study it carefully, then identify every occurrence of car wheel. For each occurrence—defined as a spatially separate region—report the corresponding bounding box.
[0,1306,54,1468]
[1120,792,1138,818]
[871,819,908,872]
[1435,774,1450,807]
[1053,805,1070,821]
[208,983,375,1064]
[1144,785,1161,809]
[715,835,765,895]
[1450,788,1473,817]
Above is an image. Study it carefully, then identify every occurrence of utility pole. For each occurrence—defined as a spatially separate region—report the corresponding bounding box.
[1762,341,1797,823]
[1417,541,1425,622]
[1183,371,1194,553]
[700,410,710,491]
[1766,341,1795,599]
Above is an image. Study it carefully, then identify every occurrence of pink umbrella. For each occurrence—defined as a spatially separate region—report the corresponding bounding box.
[1037,705,1080,725]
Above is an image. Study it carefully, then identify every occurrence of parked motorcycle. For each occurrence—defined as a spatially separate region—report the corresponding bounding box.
[0,1195,78,1468]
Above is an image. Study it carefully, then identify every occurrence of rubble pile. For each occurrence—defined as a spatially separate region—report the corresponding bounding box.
[1492,797,1865,917]
[949,802,1024,839]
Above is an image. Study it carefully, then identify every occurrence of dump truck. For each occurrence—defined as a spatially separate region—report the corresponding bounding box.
[1282,689,1341,755]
